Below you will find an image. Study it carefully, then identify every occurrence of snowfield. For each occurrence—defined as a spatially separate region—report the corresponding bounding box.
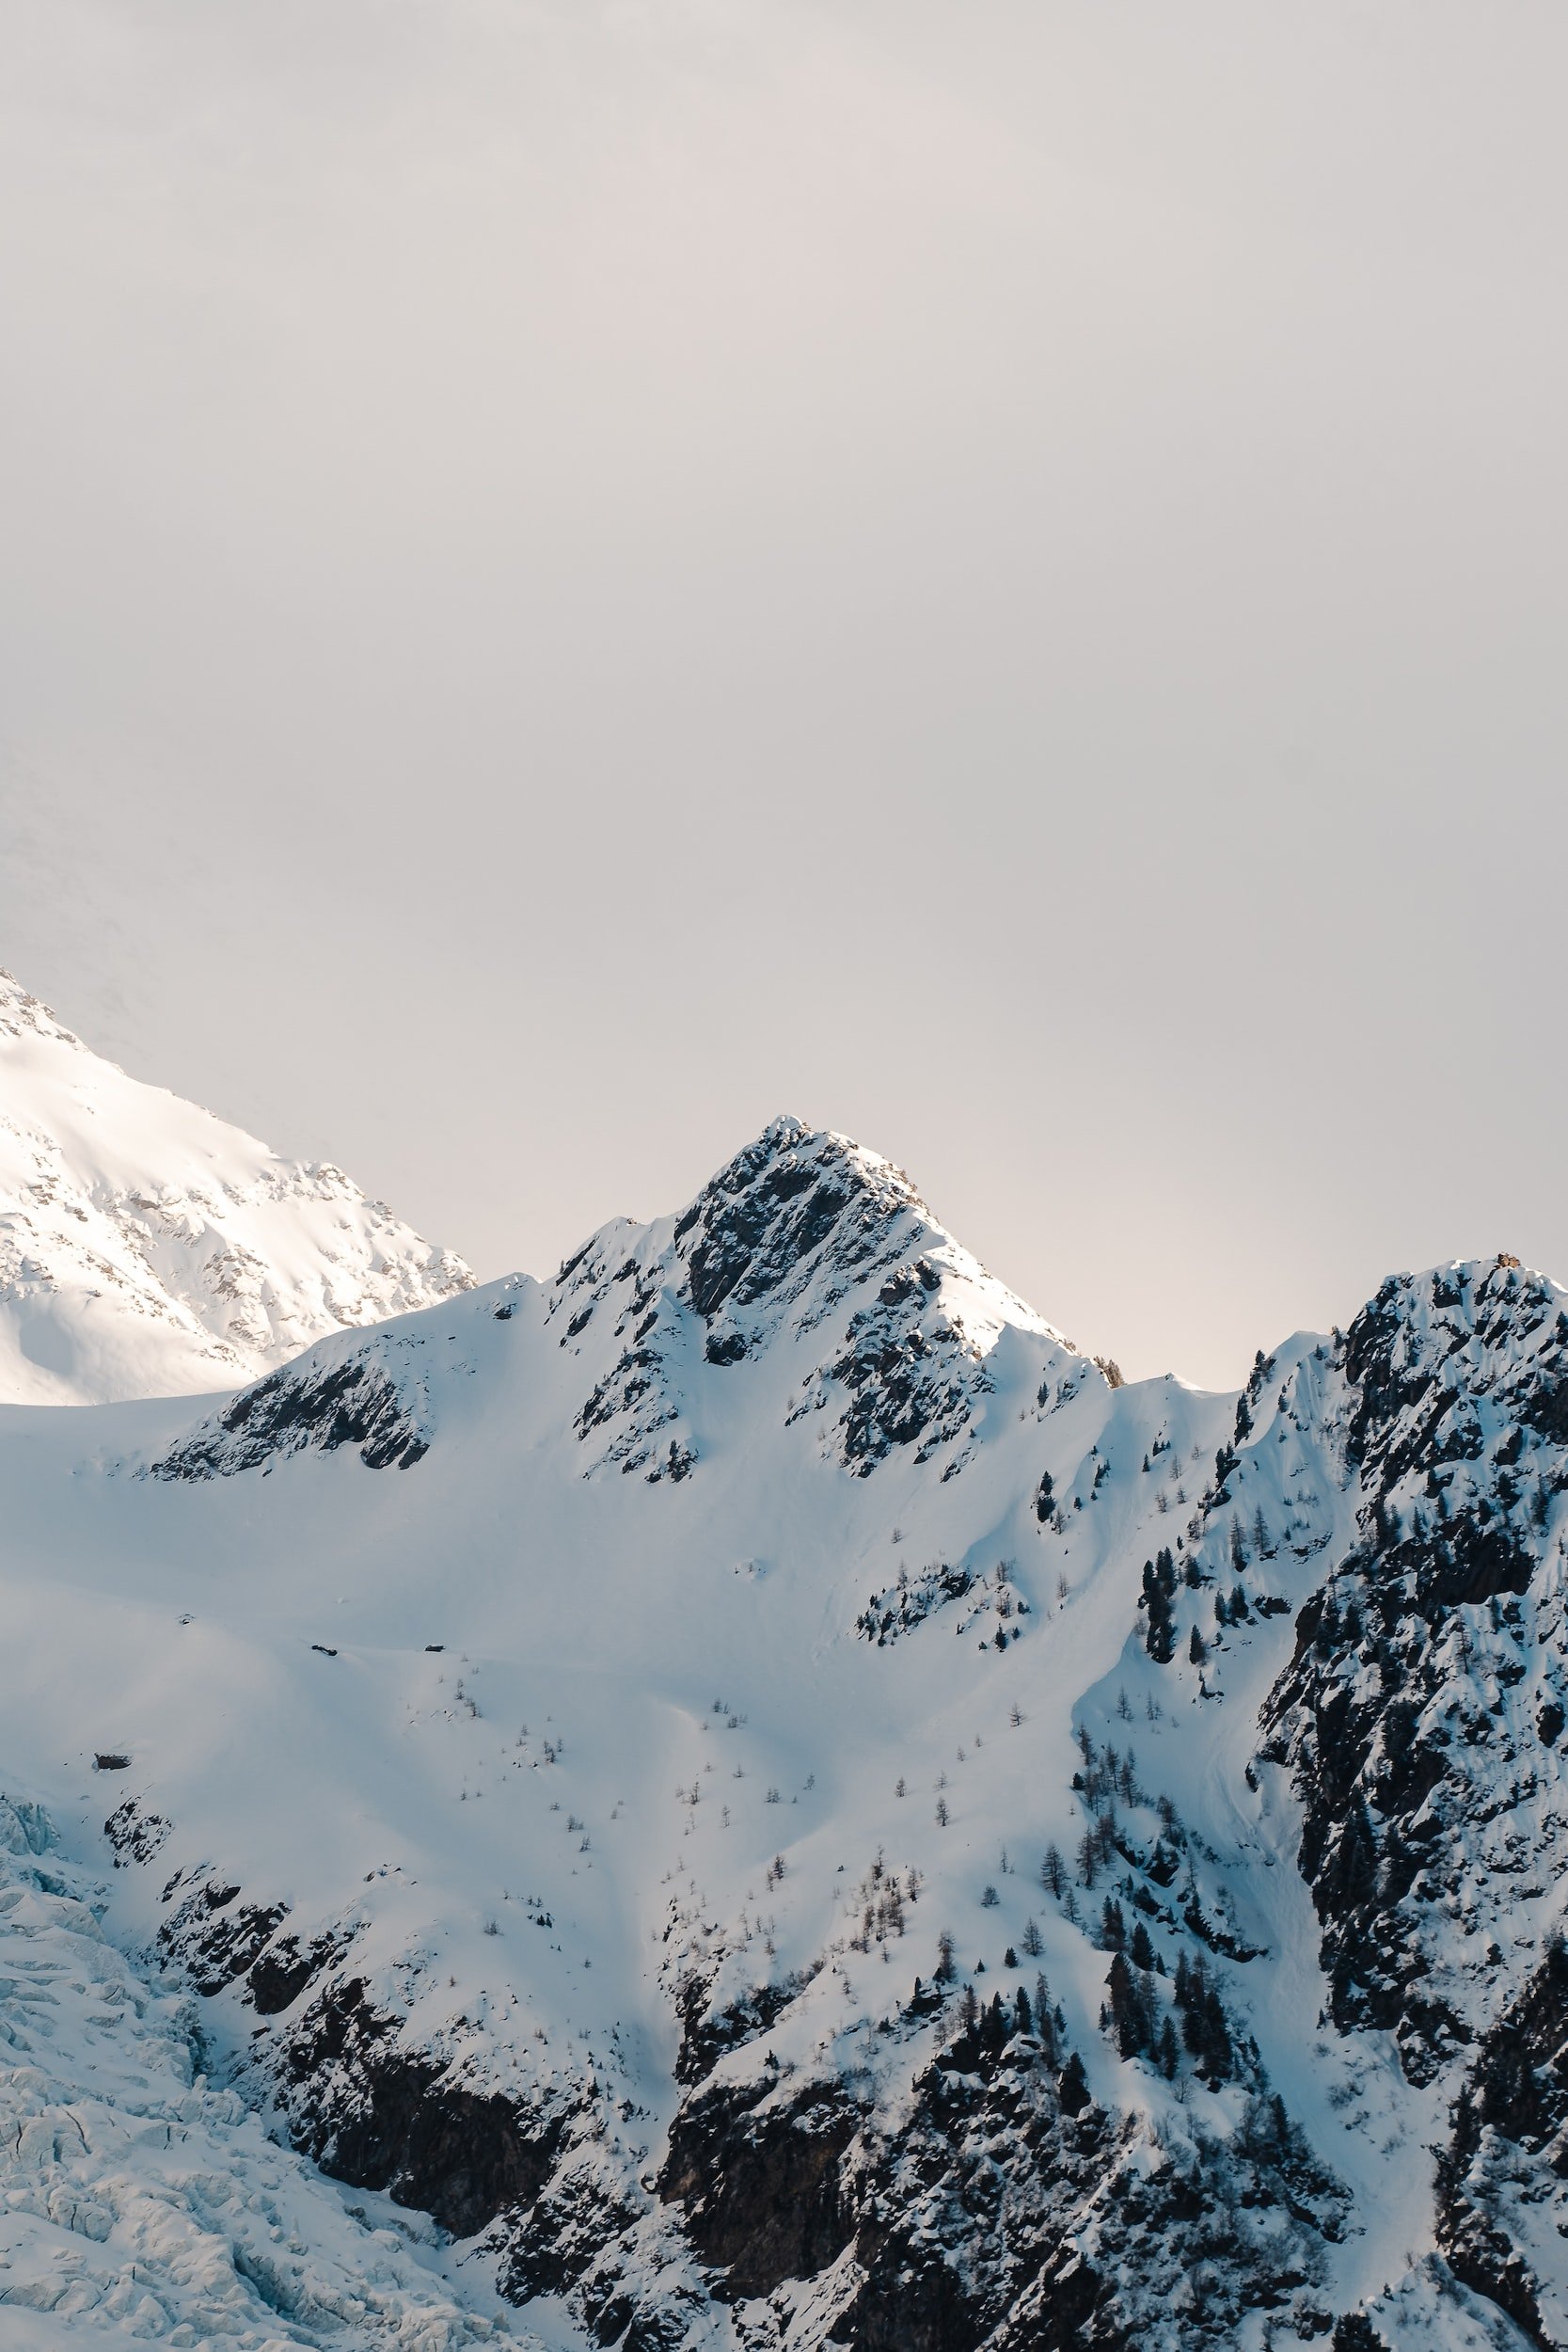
[0,984,1559,2350]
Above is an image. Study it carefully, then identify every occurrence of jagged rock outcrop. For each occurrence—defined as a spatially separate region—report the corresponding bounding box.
[1250,1261,1568,2088]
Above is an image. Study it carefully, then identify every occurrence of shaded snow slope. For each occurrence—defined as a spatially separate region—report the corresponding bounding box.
[0,973,471,1405]
[0,1103,1557,2348]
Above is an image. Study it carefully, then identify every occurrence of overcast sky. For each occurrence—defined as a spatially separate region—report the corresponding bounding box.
[2,1,1564,1389]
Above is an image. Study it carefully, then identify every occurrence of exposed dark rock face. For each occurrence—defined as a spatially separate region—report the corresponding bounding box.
[679,1125,861,1327]
[278,1977,574,2238]
[546,1116,1065,1485]
[673,1973,805,2087]
[147,1854,575,2236]
[248,1929,344,2017]
[653,2008,1344,2349]
[158,1880,290,1997]
[1242,1264,1568,2083]
[819,1262,983,1475]
[129,1840,699,2343]
[103,1796,171,1865]
[659,2071,861,2298]
[152,1345,429,1478]
[1436,1939,1568,2348]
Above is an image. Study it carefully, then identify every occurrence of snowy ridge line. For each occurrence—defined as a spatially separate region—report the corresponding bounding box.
[146,1115,1088,1489]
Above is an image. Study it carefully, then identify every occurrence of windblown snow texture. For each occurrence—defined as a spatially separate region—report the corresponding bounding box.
[0,1008,1559,2351]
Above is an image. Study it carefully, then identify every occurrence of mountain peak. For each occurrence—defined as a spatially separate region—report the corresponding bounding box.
[0,970,472,1405]
[673,1116,927,1328]
[0,966,87,1049]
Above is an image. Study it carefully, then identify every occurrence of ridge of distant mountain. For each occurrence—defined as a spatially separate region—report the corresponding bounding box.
[0,970,472,1404]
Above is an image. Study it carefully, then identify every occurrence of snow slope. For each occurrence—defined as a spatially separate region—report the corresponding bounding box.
[0,1078,1557,2348]
[0,973,471,1405]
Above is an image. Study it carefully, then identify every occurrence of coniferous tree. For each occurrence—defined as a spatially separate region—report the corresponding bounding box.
[1036,1985,1058,2065]
[1142,1555,1177,1661]
[1175,1958,1233,2080]
[1330,2318,1389,2352]
[1058,2050,1090,2114]
[1106,1950,1151,2058]
[1189,1625,1207,1666]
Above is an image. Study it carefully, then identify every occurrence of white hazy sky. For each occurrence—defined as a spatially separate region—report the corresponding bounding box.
[2,1,1565,1390]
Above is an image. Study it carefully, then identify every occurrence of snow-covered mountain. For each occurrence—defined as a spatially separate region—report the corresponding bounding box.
[0,1033,1559,2351]
[0,973,472,1404]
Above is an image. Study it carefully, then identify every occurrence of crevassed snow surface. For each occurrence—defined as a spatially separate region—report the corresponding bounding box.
[0,974,471,1405]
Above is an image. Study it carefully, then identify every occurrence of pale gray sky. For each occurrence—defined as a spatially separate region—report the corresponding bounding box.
[2,1,1564,1389]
